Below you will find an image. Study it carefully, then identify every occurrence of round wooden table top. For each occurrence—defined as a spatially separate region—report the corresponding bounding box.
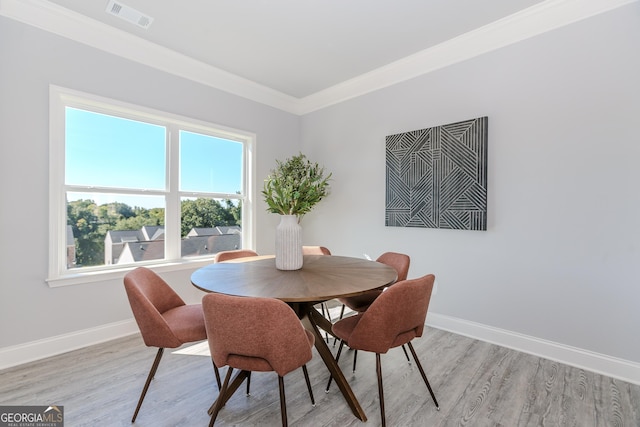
[191,255,398,303]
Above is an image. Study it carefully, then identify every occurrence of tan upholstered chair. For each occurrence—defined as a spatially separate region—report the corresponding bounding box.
[214,249,259,263]
[327,274,439,427]
[212,248,260,395]
[337,251,411,368]
[203,293,315,427]
[338,251,410,313]
[302,245,331,256]
[302,246,333,340]
[123,267,220,422]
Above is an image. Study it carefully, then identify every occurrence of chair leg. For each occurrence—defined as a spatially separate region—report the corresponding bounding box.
[332,305,346,347]
[302,365,315,406]
[401,344,411,364]
[320,303,332,343]
[376,353,386,427]
[352,349,358,373]
[209,367,233,427]
[212,360,222,390]
[326,340,345,392]
[132,347,164,422]
[278,376,288,427]
[407,342,439,410]
[246,371,252,396]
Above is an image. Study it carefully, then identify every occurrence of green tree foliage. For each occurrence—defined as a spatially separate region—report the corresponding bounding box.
[115,207,164,231]
[67,198,239,267]
[67,199,104,267]
[180,198,239,237]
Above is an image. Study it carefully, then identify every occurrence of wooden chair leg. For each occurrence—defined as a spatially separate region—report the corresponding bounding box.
[376,353,386,427]
[132,347,164,422]
[407,342,439,409]
[302,365,315,406]
[278,376,288,427]
[209,367,233,427]
[325,340,345,392]
[212,360,222,390]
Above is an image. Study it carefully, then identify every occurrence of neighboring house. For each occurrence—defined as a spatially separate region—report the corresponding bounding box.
[104,229,151,265]
[187,226,241,238]
[106,226,242,264]
[140,225,165,241]
[66,225,76,269]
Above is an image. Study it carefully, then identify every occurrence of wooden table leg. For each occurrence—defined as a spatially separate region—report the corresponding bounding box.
[300,305,368,422]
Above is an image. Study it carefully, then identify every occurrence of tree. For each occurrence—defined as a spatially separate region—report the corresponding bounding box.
[67,199,103,267]
[67,197,240,267]
[180,198,239,237]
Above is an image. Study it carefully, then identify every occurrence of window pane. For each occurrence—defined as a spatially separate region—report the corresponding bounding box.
[181,197,242,258]
[65,107,166,190]
[66,192,165,268]
[180,131,242,193]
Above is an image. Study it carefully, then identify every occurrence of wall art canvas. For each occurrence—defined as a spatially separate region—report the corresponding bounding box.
[385,116,488,230]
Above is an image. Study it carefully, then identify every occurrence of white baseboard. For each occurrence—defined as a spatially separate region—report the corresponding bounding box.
[2,314,639,386]
[0,319,139,371]
[427,312,640,386]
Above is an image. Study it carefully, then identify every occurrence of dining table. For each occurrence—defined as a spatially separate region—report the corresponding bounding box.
[190,254,398,422]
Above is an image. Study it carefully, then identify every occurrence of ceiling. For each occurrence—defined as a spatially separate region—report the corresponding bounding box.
[2,0,632,113]
[43,0,543,98]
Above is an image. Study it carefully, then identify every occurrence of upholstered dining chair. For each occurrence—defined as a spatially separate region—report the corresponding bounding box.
[123,267,221,423]
[302,245,331,256]
[326,274,440,427]
[202,293,316,427]
[337,251,411,369]
[338,251,410,313]
[213,248,260,395]
[302,245,333,341]
[214,249,259,263]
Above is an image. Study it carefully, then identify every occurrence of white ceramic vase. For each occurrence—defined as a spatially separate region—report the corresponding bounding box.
[275,214,303,270]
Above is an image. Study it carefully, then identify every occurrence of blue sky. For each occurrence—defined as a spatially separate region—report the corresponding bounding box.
[65,107,242,209]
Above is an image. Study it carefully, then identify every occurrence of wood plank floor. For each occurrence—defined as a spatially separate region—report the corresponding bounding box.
[1,326,638,426]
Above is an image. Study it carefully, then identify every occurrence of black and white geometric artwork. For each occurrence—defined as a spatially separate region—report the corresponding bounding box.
[385,117,488,230]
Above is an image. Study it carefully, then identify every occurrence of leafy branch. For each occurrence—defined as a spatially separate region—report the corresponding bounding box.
[262,153,331,219]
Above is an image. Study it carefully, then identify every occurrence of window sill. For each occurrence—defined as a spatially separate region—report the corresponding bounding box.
[46,258,216,288]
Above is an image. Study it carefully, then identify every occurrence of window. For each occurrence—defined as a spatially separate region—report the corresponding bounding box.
[48,86,255,286]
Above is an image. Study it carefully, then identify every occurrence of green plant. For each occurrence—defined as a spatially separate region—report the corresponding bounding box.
[262,153,331,219]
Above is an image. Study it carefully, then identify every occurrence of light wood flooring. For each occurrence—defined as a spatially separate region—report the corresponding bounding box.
[1,326,638,426]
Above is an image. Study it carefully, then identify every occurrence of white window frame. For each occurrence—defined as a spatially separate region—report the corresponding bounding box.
[48,85,255,287]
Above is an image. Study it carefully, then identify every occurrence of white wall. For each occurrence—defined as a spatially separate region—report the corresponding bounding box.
[1,4,639,382]
[300,5,640,366]
[0,16,299,350]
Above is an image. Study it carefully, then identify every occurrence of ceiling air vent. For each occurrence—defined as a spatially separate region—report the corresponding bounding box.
[105,0,154,29]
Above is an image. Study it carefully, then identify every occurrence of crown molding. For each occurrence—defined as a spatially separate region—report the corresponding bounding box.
[1,0,637,116]
[296,0,638,114]
[0,0,300,113]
